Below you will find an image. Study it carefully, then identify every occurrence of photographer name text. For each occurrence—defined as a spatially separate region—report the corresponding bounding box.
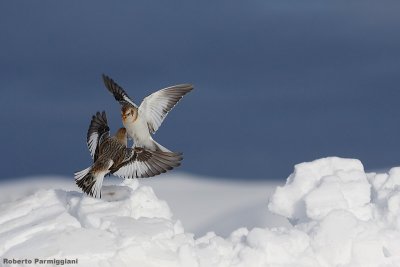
[3,258,78,265]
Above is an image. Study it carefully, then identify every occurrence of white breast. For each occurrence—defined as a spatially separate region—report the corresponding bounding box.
[123,116,155,149]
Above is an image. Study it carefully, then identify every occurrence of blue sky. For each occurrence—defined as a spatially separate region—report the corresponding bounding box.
[1,0,400,180]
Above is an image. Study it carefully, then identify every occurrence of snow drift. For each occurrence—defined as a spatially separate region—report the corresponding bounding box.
[1,157,399,266]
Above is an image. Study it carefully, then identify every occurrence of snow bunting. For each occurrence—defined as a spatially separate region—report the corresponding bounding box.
[102,74,193,152]
[75,111,182,198]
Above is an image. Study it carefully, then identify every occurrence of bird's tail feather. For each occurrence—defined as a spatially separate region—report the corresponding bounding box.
[74,166,92,181]
[74,166,106,198]
[152,140,171,152]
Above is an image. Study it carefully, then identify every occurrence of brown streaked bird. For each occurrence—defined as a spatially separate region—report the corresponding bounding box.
[102,74,193,152]
[75,111,183,198]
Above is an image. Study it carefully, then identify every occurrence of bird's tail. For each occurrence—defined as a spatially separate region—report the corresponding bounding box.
[152,139,172,152]
[74,166,107,198]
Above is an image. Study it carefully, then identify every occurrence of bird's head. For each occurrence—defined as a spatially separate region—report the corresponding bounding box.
[115,127,128,146]
[121,105,138,123]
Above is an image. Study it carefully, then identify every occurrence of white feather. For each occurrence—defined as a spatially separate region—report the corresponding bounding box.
[124,95,137,107]
[87,132,98,159]
[74,166,92,181]
[138,84,192,133]
[91,170,107,198]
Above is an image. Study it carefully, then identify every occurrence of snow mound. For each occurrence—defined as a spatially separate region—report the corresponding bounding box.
[0,180,191,266]
[1,157,400,267]
[269,157,370,222]
[268,157,400,266]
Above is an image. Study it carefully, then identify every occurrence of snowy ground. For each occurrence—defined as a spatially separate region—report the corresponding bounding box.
[140,174,289,237]
[1,157,399,266]
[0,174,287,238]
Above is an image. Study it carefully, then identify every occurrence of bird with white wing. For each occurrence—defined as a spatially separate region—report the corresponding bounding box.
[102,74,193,152]
[75,111,182,198]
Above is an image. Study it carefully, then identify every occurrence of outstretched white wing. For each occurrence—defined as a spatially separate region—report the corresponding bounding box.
[138,84,193,133]
[112,148,182,178]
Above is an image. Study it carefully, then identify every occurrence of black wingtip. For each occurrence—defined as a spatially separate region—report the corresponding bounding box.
[102,74,112,90]
[101,74,109,87]
[101,110,107,123]
[101,74,135,107]
[101,73,109,81]
[101,73,114,91]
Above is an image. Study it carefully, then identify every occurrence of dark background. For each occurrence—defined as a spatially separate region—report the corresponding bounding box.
[1,0,400,181]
